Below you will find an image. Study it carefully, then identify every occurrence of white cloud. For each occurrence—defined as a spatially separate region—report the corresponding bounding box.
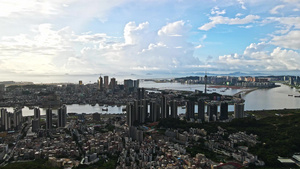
[239,25,253,28]
[266,16,300,30]
[158,20,188,37]
[217,42,300,71]
[124,21,150,45]
[270,5,285,14]
[0,21,202,75]
[243,42,267,56]
[264,16,300,35]
[195,45,203,49]
[236,13,243,17]
[237,0,247,10]
[271,30,300,50]
[211,6,226,15]
[199,15,260,31]
[0,0,62,17]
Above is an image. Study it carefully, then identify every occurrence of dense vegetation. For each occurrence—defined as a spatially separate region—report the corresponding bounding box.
[0,160,59,169]
[159,112,300,168]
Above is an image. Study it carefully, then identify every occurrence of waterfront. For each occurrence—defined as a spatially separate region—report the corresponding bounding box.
[2,81,300,116]
[139,81,246,96]
[243,83,300,110]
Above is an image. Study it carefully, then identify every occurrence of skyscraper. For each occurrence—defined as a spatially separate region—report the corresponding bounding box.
[58,105,67,127]
[34,108,40,129]
[133,80,139,89]
[234,103,245,118]
[126,102,134,127]
[204,73,207,94]
[124,79,134,93]
[13,108,22,129]
[32,119,39,132]
[170,100,178,118]
[290,77,294,86]
[98,76,103,91]
[1,108,10,130]
[150,101,160,122]
[186,101,195,121]
[207,104,218,122]
[1,108,7,129]
[110,78,116,90]
[220,102,229,120]
[104,76,109,89]
[46,108,52,130]
[161,96,169,118]
[139,99,148,124]
[6,113,11,131]
[138,88,145,100]
[198,100,205,122]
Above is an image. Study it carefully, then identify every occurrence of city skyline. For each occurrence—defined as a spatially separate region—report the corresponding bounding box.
[0,0,300,79]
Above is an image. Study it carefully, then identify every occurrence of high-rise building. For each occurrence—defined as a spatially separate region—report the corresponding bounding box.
[198,100,205,122]
[138,88,145,100]
[234,103,245,118]
[34,108,40,120]
[1,108,10,130]
[57,105,67,127]
[13,108,22,129]
[186,101,195,121]
[32,119,39,132]
[110,78,116,90]
[126,102,134,127]
[170,100,178,118]
[290,77,294,86]
[207,104,218,122]
[34,108,40,129]
[6,113,11,131]
[104,76,109,89]
[0,84,5,92]
[46,108,52,130]
[92,113,101,121]
[124,79,134,93]
[98,76,103,91]
[204,74,208,94]
[161,96,169,118]
[134,100,140,125]
[133,80,139,89]
[1,108,7,129]
[140,99,148,124]
[150,102,160,122]
[79,80,83,85]
[220,102,229,120]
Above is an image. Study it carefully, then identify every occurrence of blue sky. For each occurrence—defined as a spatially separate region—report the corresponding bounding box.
[0,0,300,78]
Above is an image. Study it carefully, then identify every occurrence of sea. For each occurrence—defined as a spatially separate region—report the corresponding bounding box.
[1,75,300,116]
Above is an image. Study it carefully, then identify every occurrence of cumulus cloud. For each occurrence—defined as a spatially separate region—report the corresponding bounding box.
[199,15,260,31]
[0,21,203,75]
[211,6,226,15]
[217,42,300,71]
[271,30,300,50]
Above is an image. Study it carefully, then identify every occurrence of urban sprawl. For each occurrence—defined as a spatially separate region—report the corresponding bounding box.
[0,75,299,169]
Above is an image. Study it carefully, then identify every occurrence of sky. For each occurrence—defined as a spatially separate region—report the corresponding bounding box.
[0,0,300,79]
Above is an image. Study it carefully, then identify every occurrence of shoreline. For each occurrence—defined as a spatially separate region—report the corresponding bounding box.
[208,85,246,89]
